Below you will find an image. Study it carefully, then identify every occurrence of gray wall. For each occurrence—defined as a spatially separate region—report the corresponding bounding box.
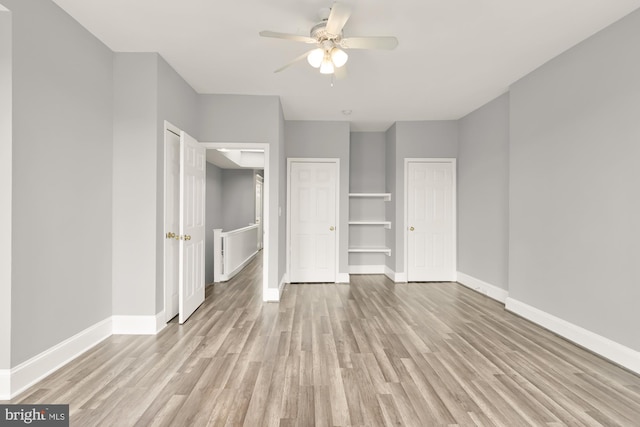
[278,106,287,288]
[7,0,114,365]
[392,121,459,275]
[385,125,397,271]
[285,121,351,278]
[458,93,510,290]
[350,132,387,267]
[0,6,12,370]
[509,8,640,351]
[155,55,200,311]
[350,132,386,192]
[112,53,158,317]
[221,169,256,230]
[199,94,285,290]
[205,163,222,284]
[113,52,200,317]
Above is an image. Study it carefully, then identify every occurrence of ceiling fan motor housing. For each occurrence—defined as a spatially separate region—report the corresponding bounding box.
[311,22,341,42]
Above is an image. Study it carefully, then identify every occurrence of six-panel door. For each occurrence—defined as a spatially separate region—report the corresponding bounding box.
[289,161,338,283]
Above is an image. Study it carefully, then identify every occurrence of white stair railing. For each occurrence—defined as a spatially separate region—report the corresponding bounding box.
[213,224,259,282]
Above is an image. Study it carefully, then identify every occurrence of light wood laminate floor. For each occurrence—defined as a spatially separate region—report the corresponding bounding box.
[7,254,640,426]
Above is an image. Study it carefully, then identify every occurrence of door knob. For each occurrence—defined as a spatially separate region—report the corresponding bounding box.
[409,226,415,231]
[166,232,176,239]
[329,226,335,231]
[180,235,192,241]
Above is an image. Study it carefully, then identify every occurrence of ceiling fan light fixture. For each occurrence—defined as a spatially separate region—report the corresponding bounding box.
[330,48,348,68]
[307,48,324,68]
[320,55,335,74]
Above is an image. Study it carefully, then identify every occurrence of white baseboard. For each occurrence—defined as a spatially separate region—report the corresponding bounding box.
[264,273,286,302]
[264,287,280,302]
[0,311,168,400]
[155,311,167,334]
[279,274,287,297]
[337,273,350,283]
[349,265,386,274]
[2,317,112,400]
[0,369,10,401]
[457,271,509,303]
[113,313,164,335]
[505,297,640,375]
[384,266,407,283]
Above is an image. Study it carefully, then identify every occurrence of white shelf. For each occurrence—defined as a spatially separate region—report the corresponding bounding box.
[348,246,391,256]
[348,221,391,229]
[349,191,391,258]
[349,193,391,201]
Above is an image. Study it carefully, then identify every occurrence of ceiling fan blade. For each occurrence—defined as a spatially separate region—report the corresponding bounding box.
[274,50,315,73]
[325,2,351,36]
[341,36,399,50]
[259,31,316,44]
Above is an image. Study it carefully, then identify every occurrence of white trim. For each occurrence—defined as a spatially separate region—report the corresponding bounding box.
[264,273,287,302]
[4,317,112,400]
[279,273,287,296]
[264,288,280,302]
[505,298,640,375]
[113,315,163,335]
[349,265,386,274]
[404,158,457,282]
[0,369,9,401]
[287,158,341,284]
[0,7,11,403]
[457,271,509,303]
[337,273,350,283]
[155,311,167,334]
[200,142,270,305]
[384,267,407,283]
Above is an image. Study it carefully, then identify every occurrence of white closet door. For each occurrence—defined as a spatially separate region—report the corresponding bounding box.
[179,131,206,324]
[407,160,455,281]
[289,161,338,283]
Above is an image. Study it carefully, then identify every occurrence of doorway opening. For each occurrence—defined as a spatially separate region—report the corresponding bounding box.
[163,122,270,324]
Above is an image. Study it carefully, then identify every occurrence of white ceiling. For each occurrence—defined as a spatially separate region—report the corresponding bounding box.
[52,0,640,131]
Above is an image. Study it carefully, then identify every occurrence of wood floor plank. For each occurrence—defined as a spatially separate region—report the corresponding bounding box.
[5,254,640,426]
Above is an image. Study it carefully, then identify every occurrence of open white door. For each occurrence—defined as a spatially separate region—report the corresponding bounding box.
[179,131,206,324]
[407,160,456,281]
[164,129,180,322]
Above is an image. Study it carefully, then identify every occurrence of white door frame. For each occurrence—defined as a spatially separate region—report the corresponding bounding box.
[200,141,270,302]
[163,123,271,311]
[255,173,264,250]
[286,158,340,284]
[403,158,457,281]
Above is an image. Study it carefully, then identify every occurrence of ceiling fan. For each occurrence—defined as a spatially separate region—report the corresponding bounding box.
[259,2,398,76]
